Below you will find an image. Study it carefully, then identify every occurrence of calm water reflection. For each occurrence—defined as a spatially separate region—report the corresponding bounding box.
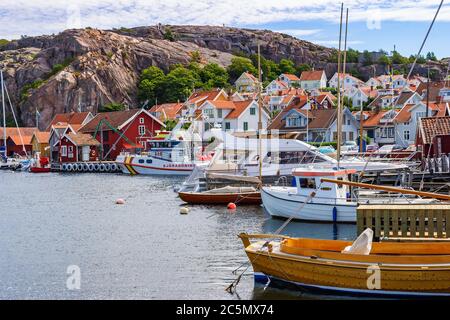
[0,171,356,299]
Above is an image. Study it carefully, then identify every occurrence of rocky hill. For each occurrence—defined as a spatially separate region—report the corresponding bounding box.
[0,25,447,129]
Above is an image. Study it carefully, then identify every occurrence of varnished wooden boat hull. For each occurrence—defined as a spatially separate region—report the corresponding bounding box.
[241,235,450,296]
[178,191,261,205]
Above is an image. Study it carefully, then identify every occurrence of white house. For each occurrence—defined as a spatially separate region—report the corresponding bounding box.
[199,99,269,132]
[394,101,449,147]
[234,72,258,93]
[328,73,364,90]
[265,79,289,94]
[346,86,379,109]
[279,73,301,87]
[366,77,382,88]
[299,70,327,91]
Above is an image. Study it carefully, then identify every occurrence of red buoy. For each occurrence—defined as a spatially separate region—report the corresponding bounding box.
[227,202,237,210]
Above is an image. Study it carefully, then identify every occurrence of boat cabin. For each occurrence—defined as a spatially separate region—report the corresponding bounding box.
[292,168,357,202]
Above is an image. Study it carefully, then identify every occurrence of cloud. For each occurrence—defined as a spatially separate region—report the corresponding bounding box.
[0,0,448,39]
[274,29,323,37]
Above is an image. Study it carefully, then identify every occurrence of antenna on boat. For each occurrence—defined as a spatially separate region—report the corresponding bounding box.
[1,69,6,159]
[336,3,344,168]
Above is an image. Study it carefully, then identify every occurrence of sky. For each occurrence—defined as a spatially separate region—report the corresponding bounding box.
[0,0,449,58]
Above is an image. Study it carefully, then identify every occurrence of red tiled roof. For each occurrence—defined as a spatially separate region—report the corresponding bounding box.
[32,131,50,144]
[225,100,254,119]
[300,70,324,81]
[0,127,37,145]
[187,89,225,105]
[363,110,398,127]
[419,116,450,144]
[282,73,301,81]
[48,112,91,128]
[80,109,140,132]
[66,133,100,146]
[149,102,184,120]
[394,104,415,123]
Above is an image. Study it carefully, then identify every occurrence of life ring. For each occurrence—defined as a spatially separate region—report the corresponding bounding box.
[88,163,94,172]
[104,163,111,172]
[99,163,106,172]
[82,163,89,172]
[62,163,68,171]
[93,163,100,171]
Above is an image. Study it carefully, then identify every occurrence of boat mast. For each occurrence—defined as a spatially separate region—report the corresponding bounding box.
[257,43,263,183]
[1,69,6,158]
[336,3,344,167]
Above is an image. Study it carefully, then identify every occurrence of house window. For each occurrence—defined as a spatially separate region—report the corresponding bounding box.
[333,132,338,141]
[225,122,231,130]
[243,122,249,131]
[217,109,223,118]
[403,130,410,141]
[61,145,67,157]
[287,117,300,127]
[349,132,354,141]
[139,117,144,124]
[204,109,214,119]
[138,125,146,136]
[250,107,256,115]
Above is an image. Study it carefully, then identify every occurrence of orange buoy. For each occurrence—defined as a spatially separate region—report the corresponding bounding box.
[116,198,125,205]
[227,202,237,210]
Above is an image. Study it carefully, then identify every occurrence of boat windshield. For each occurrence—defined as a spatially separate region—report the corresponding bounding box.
[265,151,328,164]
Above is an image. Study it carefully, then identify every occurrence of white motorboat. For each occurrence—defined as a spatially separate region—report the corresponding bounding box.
[262,168,437,223]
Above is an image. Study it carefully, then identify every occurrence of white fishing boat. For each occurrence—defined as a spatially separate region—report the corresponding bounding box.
[262,167,438,223]
[116,118,212,176]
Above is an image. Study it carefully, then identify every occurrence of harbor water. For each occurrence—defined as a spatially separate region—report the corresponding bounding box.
[0,171,356,299]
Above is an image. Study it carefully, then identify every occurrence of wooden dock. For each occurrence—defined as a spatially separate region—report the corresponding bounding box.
[357,204,450,240]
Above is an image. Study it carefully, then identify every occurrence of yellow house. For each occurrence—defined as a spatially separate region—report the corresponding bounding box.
[31,131,50,157]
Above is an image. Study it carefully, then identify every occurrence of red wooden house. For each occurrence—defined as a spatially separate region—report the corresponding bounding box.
[0,127,37,156]
[417,116,450,158]
[79,109,165,160]
[59,133,101,163]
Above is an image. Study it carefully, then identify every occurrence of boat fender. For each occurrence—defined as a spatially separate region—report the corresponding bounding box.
[110,163,118,172]
[82,163,89,172]
[227,203,237,210]
[62,163,67,171]
[77,163,83,171]
[116,198,125,205]
[67,163,74,171]
[88,163,94,172]
[180,207,189,214]
[93,163,100,171]
[104,163,111,172]
[99,163,106,172]
[332,207,337,222]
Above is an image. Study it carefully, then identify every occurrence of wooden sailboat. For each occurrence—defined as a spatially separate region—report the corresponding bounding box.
[239,233,450,298]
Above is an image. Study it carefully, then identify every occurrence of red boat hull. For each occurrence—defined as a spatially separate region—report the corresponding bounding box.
[178,191,261,205]
[30,167,51,173]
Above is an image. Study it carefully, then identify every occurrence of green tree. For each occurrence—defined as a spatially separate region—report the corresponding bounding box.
[163,28,175,41]
[138,66,166,105]
[346,48,360,63]
[278,58,296,74]
[378,54,391,66]
[426,52,437,61]
[199,63,229,89]
[163,66,199,102]
[391,51,409,65]
[0,39,9,47]
[295,63,311,76]
[226,57,257,82]
[362,50,373,66]
[99,103,126,112]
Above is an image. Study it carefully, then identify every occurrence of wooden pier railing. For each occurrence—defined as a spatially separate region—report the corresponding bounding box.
[357,204,450,239]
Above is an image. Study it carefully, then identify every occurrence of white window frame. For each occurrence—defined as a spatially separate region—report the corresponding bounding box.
[138,125,146,136]
[139,117,145,124]
[61,145,67,157]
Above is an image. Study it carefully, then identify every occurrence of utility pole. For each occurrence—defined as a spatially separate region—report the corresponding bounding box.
[257,43,263,183]
[426,66,430,117]
[1,69,6,158]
